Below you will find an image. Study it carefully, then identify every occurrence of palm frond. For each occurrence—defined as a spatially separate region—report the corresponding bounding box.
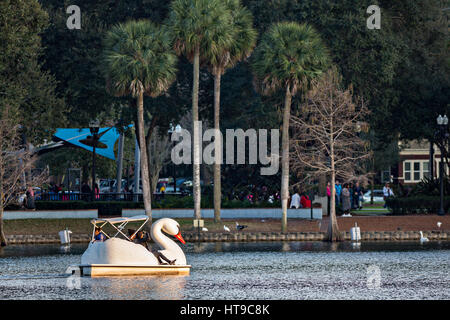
[102,20,178,99]
[251,22,330,96]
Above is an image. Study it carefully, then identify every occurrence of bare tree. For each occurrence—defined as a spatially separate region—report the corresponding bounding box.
[0,108,48,246]
[290,69,370,242]
[147,126,173,195]
[178,110,214,188]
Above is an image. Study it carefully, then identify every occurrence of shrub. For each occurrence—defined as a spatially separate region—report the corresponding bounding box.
[36,201,90,210]
[96,202,123,216]
[385,196,450,215]
[35,201,144,211]
[409,177,450,197]
[4,203,22,210]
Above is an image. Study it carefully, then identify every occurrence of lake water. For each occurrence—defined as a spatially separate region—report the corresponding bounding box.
[0,241,449,300]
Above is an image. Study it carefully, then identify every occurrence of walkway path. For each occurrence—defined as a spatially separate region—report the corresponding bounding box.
[319,215,450,232]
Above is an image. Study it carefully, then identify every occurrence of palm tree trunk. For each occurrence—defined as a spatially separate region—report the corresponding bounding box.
[115,132,124,197]
[213,72,222,223]
[137,92,152,224]
[146,129,155,201]
[193,46,201,220]
[281,85,292,233]
[145,116,158,201]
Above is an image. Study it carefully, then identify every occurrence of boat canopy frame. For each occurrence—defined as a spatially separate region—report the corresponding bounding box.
[90,215,149,242]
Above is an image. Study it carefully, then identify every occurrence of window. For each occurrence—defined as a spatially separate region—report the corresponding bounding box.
[436,160,449,178]
[404,162,411,181]
[423,161,430,178]
[414,162,420,181]
[404,161,430,182]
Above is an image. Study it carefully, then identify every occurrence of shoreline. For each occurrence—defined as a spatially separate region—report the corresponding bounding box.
[5,230,449,244]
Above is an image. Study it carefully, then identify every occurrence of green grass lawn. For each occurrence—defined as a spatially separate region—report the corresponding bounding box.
[4,218,93,235]
[351,205,390,215]
[3,218,269,235]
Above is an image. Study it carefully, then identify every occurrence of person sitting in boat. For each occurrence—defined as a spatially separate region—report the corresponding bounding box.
[133,230,150,250]
[94,227,107,242]
[128,229,176,265]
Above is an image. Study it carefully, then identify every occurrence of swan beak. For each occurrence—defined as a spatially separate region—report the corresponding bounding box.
[175,232,186,244]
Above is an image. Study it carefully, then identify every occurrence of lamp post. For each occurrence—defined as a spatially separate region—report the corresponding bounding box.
[89,120,100,201]
[436,115,448,216]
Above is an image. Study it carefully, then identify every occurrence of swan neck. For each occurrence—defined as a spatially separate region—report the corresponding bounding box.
[151,221,179,251]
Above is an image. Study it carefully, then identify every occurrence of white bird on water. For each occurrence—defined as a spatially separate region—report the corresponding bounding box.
[419,231,429,243]
[223,225,231,232]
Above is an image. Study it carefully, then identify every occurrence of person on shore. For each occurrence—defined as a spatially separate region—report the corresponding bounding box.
[349,182,354,209]
[353,182,363,210]
[94,183,100,200]
[326,182,331,216]
[81,181,91,201]
[124,184,131,201]
[335,180,342,205]
[300,193,311,208]
[290,190,301,209]
[93,227,106,242]
[26,186,35,210]
[341,183,351,215]
[19,188,27,208]
[383,183,394,208]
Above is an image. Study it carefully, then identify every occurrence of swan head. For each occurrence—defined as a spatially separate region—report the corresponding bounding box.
[158,218,186,244]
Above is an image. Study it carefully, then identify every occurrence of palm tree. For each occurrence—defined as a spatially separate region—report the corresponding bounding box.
[168,0,234,220]
[205,0,257,223]
[103,20,177,223]
[251,22,329,233]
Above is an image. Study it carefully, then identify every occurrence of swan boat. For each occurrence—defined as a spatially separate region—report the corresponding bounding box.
[74,216,191,276]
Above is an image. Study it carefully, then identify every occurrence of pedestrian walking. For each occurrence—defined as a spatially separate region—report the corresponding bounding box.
[335,180,342,205]
[383,183,394,208]
[326,182,331,216]
[26,186,35,210]
[290,190,301,209]
[353,182,363,209]
[341,183,351,215]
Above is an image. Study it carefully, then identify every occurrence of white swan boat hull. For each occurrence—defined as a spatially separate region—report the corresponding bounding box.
[78,264,191,277]
[77,217,190,276]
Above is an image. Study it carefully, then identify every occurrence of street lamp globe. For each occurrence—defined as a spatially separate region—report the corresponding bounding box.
[89,119,100,134]
[437,115,443,125]
[443,115,448,126]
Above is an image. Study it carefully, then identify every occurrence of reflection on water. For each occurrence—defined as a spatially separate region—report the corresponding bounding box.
[0,241,449,300]
[87,276,187,300]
